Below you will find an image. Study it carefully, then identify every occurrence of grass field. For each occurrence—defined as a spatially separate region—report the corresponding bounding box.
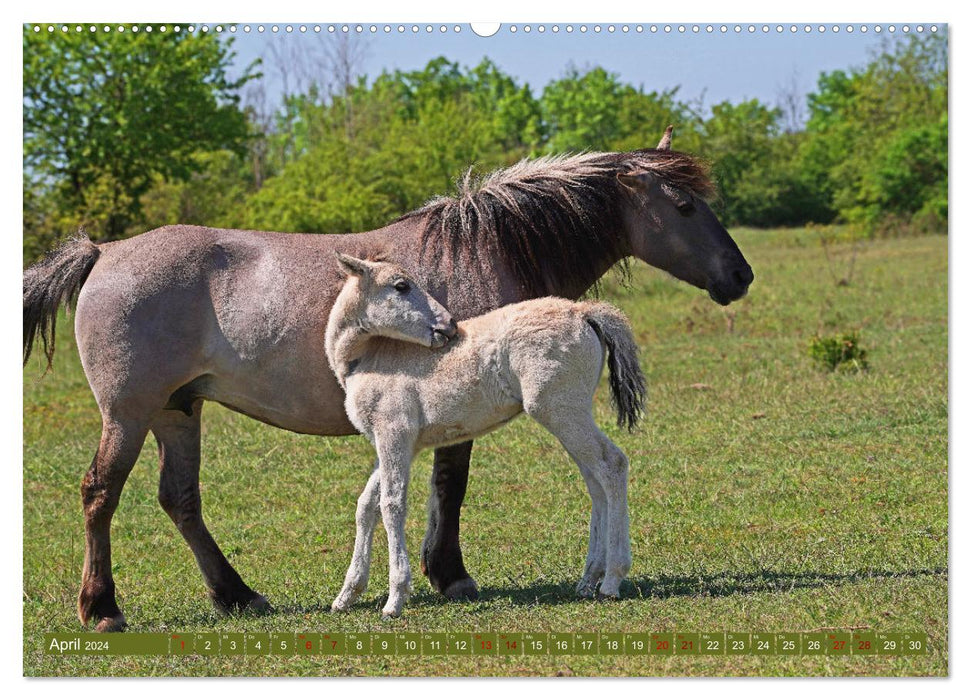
[22,227,948,677]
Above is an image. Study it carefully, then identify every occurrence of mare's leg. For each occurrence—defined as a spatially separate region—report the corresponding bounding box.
[376,437,415,618]
[420,441,479,600]
[332,462,382,612]
[152,403,269,614]
[78,417,149,632]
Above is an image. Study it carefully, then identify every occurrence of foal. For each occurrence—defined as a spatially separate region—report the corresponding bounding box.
[325,254,647,617]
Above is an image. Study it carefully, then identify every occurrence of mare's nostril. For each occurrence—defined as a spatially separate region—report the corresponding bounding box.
[734,266,754,287]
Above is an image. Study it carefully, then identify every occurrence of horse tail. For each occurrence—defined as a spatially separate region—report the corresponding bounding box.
[23,231,101,370]
[583,302,647,432]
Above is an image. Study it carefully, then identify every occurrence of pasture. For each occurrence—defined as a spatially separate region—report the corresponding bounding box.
[22,227,948,676]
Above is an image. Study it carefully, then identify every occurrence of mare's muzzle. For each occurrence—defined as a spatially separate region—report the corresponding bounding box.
[707,262,755,306]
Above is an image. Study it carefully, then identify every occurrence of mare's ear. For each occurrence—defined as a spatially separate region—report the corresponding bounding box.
[657,124,674,151]
[335,252,370,278]
[617,171,655,192]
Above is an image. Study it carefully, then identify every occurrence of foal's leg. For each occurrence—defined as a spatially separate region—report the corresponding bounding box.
[420,441,479,600]
[589,437,631,598]
[575,463,609,598]
[376,437,416,618]
[152,403,269,615]
[530,408,631,599]
[332,462,382,612]
[78,417,149,632]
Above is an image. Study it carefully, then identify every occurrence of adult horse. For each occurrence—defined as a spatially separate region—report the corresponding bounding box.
[23,129,754,631]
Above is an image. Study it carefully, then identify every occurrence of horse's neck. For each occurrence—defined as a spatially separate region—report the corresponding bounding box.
[324,287,372,388]
[548,247,628,300]
[367,213,629,311]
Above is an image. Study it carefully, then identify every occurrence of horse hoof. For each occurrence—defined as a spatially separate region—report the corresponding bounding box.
[597,586,622,600]
[443,577,479,601]
[381,609,402,620]
[244,594,272,614]
[576,582,599,599]
[94,613,127,633]
[212,589,271,616]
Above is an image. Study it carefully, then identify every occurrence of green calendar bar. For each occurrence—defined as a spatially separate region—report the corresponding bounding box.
[522,633,548,655]
[624,633,651,655]
[397,633,422,655]
[676,633,701,655]
[751,633,774,656]
[852,631,877,656]
[826,632,852,656]
[446,632,472,655]
[195,633,220,656]
[472,632,497,655]
[775,633,800,655]
[270,632,294,655]
[574,633,598,655]
[43,633,170,656]
[599,633,625,655]
[371,633,395,655]
[295,632,320,654]
[699,633,725,655]
[346,633,369,655]
[321,633,345,655]
[650,633,674,655]
[42,630,930,656]
[170,633,193,656]
[801,633,826,655]
[549,632,572,655]
[726,632,751,655]
[221,633,245,656]
[246,633,271,655]
[422,633,447,655]
[497,633,522,655]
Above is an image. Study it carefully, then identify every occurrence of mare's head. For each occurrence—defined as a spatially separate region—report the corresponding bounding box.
[334,253,457,348]
[618,128,754,305]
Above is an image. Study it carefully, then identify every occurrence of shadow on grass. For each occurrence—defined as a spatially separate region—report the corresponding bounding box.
[140,566,946,624]
[407,566,947,609]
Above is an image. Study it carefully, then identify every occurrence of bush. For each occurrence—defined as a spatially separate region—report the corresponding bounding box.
[808,332,870,372]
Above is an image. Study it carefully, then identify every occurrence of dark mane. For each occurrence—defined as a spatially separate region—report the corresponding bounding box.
[400,149,714,296]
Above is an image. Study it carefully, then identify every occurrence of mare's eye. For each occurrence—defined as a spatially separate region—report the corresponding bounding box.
[394,280,411,293]
[677,200,696,216]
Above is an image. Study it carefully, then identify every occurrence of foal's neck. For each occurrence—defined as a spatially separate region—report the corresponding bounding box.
[324,283,373,388]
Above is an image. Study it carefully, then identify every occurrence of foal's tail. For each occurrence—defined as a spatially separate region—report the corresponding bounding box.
[583,303,647,432]
[23,231,101,370]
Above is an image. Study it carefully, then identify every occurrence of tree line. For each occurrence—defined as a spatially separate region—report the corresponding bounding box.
[23,27,947,262]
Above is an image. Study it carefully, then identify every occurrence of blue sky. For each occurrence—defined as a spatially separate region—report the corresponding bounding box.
[224,24,912,117]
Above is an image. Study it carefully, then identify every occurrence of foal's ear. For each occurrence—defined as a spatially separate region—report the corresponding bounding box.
[335,252,371,278]
[617,172,655,192]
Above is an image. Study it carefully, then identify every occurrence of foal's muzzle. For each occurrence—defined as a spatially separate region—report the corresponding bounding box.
[431,318,458,348]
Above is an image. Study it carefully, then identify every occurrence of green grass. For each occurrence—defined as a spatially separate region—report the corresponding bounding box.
[23,227,948,677]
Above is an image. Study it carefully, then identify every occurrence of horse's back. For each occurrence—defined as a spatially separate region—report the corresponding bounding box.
[467,298,607,413]
[73,225,355,432]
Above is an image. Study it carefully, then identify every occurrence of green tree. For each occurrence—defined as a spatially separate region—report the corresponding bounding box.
[541,67,625,151]
[23,25,257,243]
[700,99,781,225]
[802,34,947,231]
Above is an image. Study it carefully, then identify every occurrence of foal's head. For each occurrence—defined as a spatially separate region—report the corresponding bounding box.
[335,254,457,348]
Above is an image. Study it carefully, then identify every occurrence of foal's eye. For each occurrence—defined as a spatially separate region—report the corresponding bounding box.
[393,280,411,293]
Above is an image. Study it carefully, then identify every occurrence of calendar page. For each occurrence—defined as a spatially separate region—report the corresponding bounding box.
[22,15,948,678]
